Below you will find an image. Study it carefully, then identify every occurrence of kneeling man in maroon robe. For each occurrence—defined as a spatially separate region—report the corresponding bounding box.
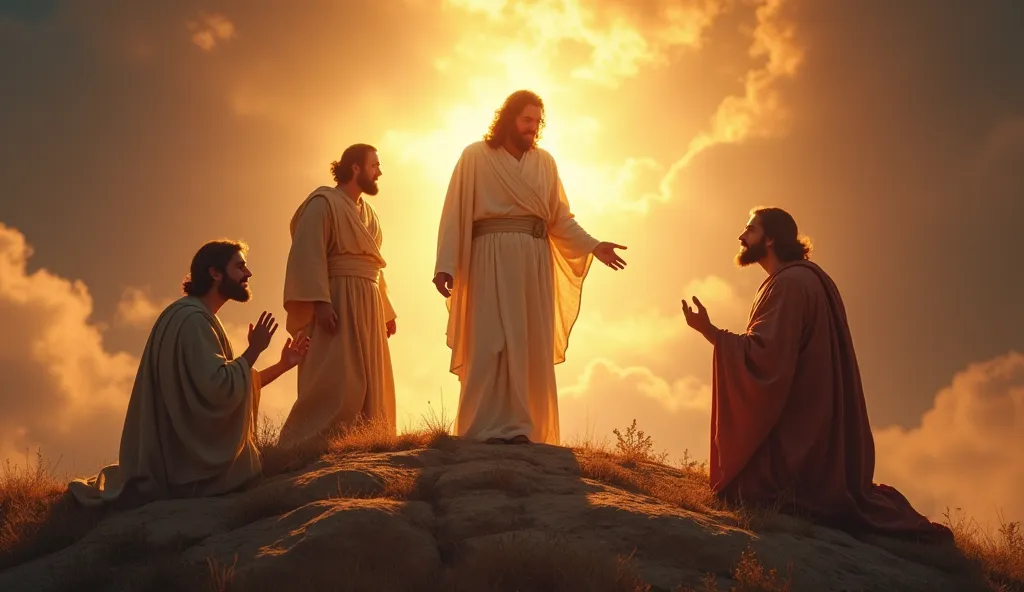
[681,206,952,542]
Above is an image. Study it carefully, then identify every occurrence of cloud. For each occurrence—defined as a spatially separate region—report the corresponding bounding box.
[114,286,172,327]
[380,0,730,189]
[652,0,804,209]
[0,222,298,475]
[0,223,135,473]
[187,11,235,52]
[446,0,726,88]
[680,274,744,310]
[563,358,710,413]
[390,0,805,216]
[874,351,1024,527]
[559,358,712,461]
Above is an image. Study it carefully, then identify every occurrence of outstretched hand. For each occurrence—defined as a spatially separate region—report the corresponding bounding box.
[680,296,715,341]
[247,311,279,353]
[280,335,310,368]
[593,242,627,270]
[432,272,453,298]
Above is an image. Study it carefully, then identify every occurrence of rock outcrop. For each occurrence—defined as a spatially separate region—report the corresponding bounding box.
[0,440,980,591]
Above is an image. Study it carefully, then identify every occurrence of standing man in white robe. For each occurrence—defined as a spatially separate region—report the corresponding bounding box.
[433,90,627,445]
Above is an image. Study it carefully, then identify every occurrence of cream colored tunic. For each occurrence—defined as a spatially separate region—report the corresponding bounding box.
[279,186,396,447]
[68,297,263,507]
[435,141,600,444]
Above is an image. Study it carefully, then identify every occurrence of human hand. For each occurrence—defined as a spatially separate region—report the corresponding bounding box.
[386,319,397,338]
[432,272,453,298]
[280,335,311,368]
[680,296,713,336]
[593,242,627,270]
[314,300,338,334]
[247,311,279,353]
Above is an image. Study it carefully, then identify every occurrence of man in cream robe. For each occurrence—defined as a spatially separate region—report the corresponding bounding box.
[68,240,308,508]
[433,90,627,445]
[279,144,398,446]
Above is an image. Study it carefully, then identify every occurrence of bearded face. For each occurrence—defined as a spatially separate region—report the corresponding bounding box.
[216,252,252,302]
[354,150,382,196]
[509,104,542,151]
[736,235,766,266]
[735,215,771,267]
[510,125,536,151]
[356,166,379,196]
[218,272,251,302]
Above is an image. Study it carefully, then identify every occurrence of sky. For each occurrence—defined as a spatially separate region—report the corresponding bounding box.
[0,0,1021,530]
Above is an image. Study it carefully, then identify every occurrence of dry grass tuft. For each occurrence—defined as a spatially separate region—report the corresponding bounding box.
[257,399,456,479]
[727,547,794,592]
[378,469,420,500]
[207,555,238,592]
[0,451,107,570]
[572,420,725,518]
[943,507,1024,591]
[680,546,793,592]
[329,414,450,454]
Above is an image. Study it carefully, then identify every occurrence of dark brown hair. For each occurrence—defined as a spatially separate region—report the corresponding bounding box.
[751,207,813,262]
[330,143,377,184]
[483,90,545,149]
[181,239,247,296]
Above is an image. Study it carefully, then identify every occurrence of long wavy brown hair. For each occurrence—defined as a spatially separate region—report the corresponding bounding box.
[483,90,545,149]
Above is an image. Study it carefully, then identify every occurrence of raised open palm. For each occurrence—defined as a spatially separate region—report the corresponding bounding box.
[247,311,278,353]
[280,335,310,367]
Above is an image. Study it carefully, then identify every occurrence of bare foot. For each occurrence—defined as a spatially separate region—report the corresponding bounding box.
[508,435,531,445]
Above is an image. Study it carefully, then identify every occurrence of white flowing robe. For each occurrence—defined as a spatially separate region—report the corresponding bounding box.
[434,141,600,444]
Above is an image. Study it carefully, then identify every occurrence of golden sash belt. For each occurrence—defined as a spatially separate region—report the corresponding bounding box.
[327,255,380,281]
[472,216,547,239]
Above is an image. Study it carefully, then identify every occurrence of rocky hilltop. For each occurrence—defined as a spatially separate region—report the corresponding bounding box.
[0,429,1013,591]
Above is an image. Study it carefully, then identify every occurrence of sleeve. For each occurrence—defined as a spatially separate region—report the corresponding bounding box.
[378,269,397,322]
[283,196,333,307]
[434,150,470,279]
[546,159,601,260]
[178,314,253,412]
[710,277,807,482]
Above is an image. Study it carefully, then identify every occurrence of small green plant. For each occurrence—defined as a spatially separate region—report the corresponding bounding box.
[612,419,668,464]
